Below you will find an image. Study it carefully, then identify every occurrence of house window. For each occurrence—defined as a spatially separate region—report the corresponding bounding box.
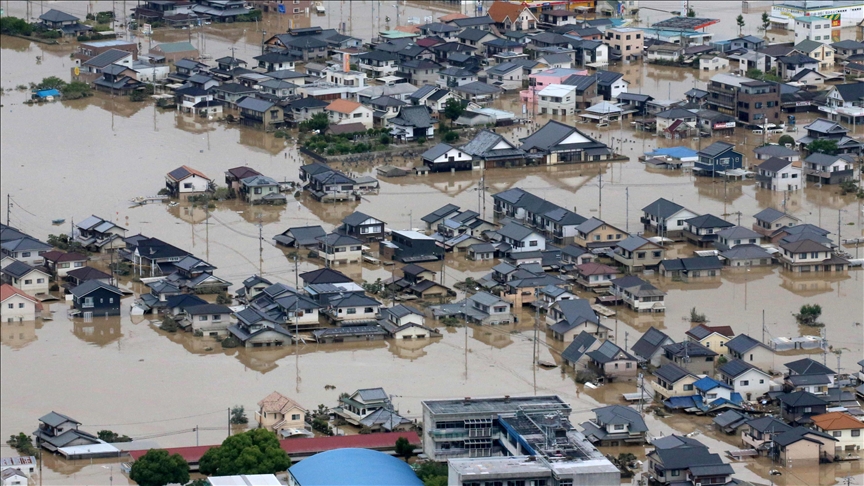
[683,384,693,391]
[636,252,646,259]
[803,407,812,413]
[740,380,749,386]
[183,183,193,189]
[833,431,842,437]
[292,414,301,420]
[529,240,538,247]
[18,303,24,308]
[852,430,861,437]
[36,279,44,284]
[346,308,357,314]
[652,251,661,258]
[22,252,31,258]
[613,424,625,430]
[199,315,208,321]
[364,307,374,313]
[24,280,32,285]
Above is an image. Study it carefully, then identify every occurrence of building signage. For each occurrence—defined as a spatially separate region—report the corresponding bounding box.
[713,121,736,129]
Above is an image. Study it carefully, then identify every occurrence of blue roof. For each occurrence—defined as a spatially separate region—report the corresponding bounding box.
[693,376,732,392]
[35,89,60,98]
[646,146,697,159]
[289,448,422,486]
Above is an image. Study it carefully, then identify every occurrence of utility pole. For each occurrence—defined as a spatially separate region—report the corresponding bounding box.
[228,407,231,437]
[762,309,765,343]
[625,187,629,232]
[258,220,263,275]
[597,169,604,220]
[5,194,10,226]
[624,331,629,350]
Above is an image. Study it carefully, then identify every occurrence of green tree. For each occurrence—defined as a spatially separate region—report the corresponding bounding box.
[415,461,448,486]
[198,429,290,476]
[777,134,794,146]
[230,406,248,425]
[299,112,330,133]
[97,430,132,442]
[689,307,707,323]
[129,449,190,486]
[0,17,34,36]
[807,139,838,155]
[761,12,770,31]
[60,81,93,99]
[745,68,763,80]
[736,14,745,35]
[379,133,391,145]
[37,76,67,90]
[442,98,465,126]
[686,8,695,17]
[395,437,414,459]
[795,304,822,326]
[186,479,210,486]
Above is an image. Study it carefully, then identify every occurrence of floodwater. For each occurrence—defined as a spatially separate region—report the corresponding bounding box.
[2,1,864,485]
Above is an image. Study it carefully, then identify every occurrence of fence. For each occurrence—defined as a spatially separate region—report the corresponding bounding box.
[298,146,328,163]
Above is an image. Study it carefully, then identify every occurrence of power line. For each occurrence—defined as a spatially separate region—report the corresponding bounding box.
[86,408,227,427]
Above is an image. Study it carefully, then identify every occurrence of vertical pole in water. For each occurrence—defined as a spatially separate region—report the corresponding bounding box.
[597,169,602,220]
[762,309,765,344]
[625,187,629,233]
[258,220,263,275]
[6,193,10,226]
[196,426,199,446]
[228,408,231,437]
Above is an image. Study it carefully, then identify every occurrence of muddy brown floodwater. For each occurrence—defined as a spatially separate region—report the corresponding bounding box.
[1,2,863,485]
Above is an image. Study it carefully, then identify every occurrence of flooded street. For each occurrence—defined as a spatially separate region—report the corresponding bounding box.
[2,1,864,485]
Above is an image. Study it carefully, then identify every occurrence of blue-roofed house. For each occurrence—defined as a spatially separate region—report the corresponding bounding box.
[695,141,743,176]
[239,175,286,204]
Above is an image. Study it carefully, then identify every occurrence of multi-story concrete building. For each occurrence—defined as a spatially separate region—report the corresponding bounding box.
[707,74,781,124]
[423,396,619,485]
[604,27,643,62]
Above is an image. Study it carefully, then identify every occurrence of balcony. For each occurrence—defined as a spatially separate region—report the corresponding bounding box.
[430,428,468,440]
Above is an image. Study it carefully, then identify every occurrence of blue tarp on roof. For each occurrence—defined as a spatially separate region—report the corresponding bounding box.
[664,396,697,409]
[646,147,698,159]
[35,89,60,98]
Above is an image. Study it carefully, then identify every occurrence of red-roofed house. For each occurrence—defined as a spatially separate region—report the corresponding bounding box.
[488,1,537,31]
[1,284,42,321]
[165,166,214,198]
[326,98,374,129]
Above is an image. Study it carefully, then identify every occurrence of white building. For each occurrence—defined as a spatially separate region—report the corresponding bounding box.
[537,84,577,117]
[755,157,803,192]
[793,15,833,42]
[496,222,546,253]
[774,2,861,28]
[326,99,374,129]
[718,359,773,401]
[0,260,50,296]
[0,284,41,322]
[0,456,38,478]
[700,56,730,71]
[166,166,212,196]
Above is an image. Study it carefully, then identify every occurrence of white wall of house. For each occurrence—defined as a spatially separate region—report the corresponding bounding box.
[336,305,379,322]
[507,233,546,253]
[3,251,48,267]
[178,174,211,193]
[428,147,473,165]
[760,165,803,191]
[393,323,432,339]
[9,271,50,295]
[724,368,772,400]
[1,294,39,321]
[328,106,374,129]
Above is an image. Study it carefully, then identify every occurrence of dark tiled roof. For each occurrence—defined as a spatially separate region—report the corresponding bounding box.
[642,198,685,218]
[785,358,835,376]
[561,331,597,364]
[654,363,692,383]
[631,327,671,361]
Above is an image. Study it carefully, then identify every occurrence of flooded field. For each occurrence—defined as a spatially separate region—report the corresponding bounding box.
[2,1,864,485]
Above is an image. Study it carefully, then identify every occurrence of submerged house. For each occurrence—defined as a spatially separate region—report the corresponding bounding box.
[165,166,213,199]
[70,280,123,317]
[520,120,612,165]
[75,215,127,252]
